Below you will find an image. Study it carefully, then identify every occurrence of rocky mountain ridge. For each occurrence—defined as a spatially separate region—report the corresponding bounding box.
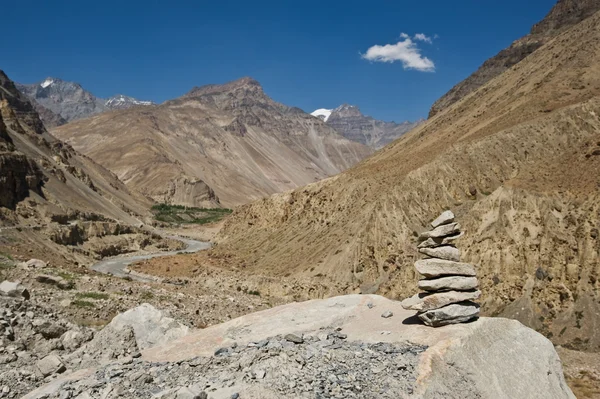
[16,77,154,127]
[52,77,372,207]
[428,0,600,118]
[312,104,423,149]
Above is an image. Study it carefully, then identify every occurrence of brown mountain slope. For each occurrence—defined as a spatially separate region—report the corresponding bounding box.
[0,70,151,226]
[428,0,600,118]
[52,78,372,207]
[213,11,600,351]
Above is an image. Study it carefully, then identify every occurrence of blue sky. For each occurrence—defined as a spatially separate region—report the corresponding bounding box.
[4,0,556,122]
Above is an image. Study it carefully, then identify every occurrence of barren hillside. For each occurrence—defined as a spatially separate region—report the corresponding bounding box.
[213,11,600,351]
[429,0,600,118]
[53,78,372,207]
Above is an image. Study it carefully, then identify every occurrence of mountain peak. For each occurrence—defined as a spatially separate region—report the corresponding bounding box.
[185,77,263,98]
[312,103,423,149]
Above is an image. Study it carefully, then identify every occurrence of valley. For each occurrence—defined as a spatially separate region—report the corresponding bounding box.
[2,0,600,397]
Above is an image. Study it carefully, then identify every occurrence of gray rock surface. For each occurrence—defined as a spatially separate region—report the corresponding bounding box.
[419,245,461,261]
[401,290,481,312]
[418,276,479,292]
[414,259,476,278]
[418,302,480,327]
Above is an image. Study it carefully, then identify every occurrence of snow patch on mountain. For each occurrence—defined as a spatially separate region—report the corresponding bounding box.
[105,95,154,109]
[40,78,54,88]
[311,108,332,122]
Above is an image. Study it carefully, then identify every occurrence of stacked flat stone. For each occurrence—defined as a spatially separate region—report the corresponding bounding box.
[401,210,480,327]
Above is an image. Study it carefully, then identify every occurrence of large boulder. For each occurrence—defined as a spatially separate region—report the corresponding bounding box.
[144,295,573,398]
[24,295,574,399]
[0,280,29,299]
[105,303,189,350]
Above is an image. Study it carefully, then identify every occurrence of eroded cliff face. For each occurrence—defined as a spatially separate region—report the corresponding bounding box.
[428,0,600,118]
[214,11,600,351]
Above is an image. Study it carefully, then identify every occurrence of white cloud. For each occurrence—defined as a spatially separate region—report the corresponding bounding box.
[414,33,432,43]
[361,34,435,72]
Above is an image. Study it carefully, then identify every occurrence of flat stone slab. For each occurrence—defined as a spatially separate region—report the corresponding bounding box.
[418,301,480,327]
[417,232,464,249]
[419,223,461,240]
[418,276,479,292]
[419,246,460,261]
[401,290,481,312]
[414,259,476,278]
[431,210,454,228]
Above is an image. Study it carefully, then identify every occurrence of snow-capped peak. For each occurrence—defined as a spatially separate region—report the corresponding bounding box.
[40,78,54,88]
[311,108,333,122]
[105,94,154,109]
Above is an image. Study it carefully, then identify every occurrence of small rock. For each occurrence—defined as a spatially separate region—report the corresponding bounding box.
[284,333,304,344]
[36,354,66,377]
[381,311,393,318]
[418,302,480,327]
[419,223,461,240]
[21,259,48,269]
[430,210,455,228]
[414,259,476,278]
[419,245,461,262]
[419,276,479,292]
[401,290,481,312]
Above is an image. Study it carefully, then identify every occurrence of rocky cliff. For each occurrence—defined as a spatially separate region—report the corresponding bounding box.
[313,104,423,149]
[213,9,600,352]
[52,77,373,207]
[428,0,600,118]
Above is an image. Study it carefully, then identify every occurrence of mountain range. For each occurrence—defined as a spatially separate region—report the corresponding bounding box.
[311,104,423,149]
[52,77,372,207]
[0,70,151,226]
[16,78,154,127]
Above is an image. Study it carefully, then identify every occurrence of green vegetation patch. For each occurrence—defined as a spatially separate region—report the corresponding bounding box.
[73,300,95,308]
[76,292,109,300]
[151,204,232,225]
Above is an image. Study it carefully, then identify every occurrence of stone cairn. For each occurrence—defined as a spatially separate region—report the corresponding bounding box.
[401,210,481,327]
